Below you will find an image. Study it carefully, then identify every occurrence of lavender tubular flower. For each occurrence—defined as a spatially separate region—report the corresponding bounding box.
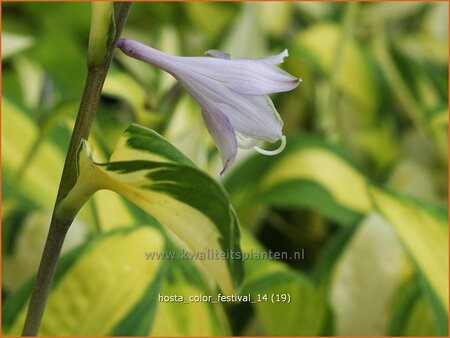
[117,38,300,174]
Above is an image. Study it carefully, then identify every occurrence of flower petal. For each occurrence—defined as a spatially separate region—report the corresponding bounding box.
[227,61,301,95]
[177,57,300,95]
[218,94,283,141]
[257,49,289,65]
[205,50,231,59]
[200,108,237,175]
[179,72,283,142]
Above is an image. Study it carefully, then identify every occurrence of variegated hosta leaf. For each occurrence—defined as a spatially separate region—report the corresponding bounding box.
[330,213,411,335]
[224,135,448,331]
[2,98,64,205]
[370,188,449,316]
[247,272,328,336]
[4,226,163,336]
[3,211,86,293]
[240,230,329,336]
[2,97,136,231]
[389,278,438,335]
[3,226,231,336]
[224,136,371,225]
[150,252,231,336]
[102,69,159,126]
[56,123,243,294]
[294,23,380,118]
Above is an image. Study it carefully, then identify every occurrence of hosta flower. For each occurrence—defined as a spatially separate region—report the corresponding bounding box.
[117,38,300,174]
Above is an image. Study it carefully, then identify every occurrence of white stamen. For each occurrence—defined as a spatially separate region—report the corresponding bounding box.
[236,133,259,149]
[254,135,286,156]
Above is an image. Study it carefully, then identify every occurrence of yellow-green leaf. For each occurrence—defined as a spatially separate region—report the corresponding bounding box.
[2,98,63,205]
[330,213,411,335]
[4,226,233,336]
[240,230,329,336]
[57,124,243,294]
[5,226,164,336]
[2,98,133,231]
[370,187,448,312]
[103,70,158,126]
[295,23,379,118]
[222,3,266,58]
[389,279,438,335]
[150,258,230,336]
[185,2,234,41]
[225,136,371,225]
[261,148,371,214]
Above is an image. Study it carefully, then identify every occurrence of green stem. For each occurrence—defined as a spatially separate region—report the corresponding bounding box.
[21,3,131,336]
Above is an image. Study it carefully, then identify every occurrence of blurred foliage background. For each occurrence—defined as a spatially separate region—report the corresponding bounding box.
[2,1,448,336]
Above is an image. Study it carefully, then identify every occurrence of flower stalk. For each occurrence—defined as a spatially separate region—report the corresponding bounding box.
[21,3,131,336]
